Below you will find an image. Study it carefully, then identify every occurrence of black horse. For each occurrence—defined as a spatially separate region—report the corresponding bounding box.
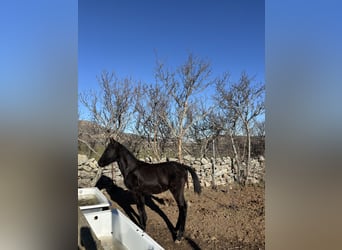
[97,138,201,242]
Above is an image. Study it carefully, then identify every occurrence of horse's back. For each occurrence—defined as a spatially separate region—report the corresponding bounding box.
[129,161,187,194]
[148,161,187,177]
[138,161,186,179]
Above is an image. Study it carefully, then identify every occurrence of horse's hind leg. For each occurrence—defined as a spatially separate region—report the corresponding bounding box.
[177,195,187,241]
[136,193,147,230]
[171,184,187,242]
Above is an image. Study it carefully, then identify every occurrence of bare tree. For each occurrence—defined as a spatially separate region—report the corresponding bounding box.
[215,72,265,184]
[79,70,137,147]
[252,119,265,138]
[213,76,243,183]
[188,108,224,158]
[230,73,265,167]
[134,82,171,160]
[155,54,213,162]
[188,114,212,158]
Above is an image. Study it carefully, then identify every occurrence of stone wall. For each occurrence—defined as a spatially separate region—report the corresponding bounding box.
[78,154,265,188]
[78,154,103,187]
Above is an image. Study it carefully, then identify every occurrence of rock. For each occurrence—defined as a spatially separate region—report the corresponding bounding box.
[202,163,212,170]
[78,154,88,165]
[88,161,98,169]
[203,181,211,187]
[81,165,93,172]
[183,155,193,162]
[227,177,234,184]
[201,158,209,165]
[193,160,201,165]
[78,171,89,178]
[247,177,259,184]
[192,164,201,170]
[168,157,178,162]
[78,178,92,187]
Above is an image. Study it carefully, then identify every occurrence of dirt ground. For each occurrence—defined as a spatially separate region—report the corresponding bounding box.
[96,176,265,250]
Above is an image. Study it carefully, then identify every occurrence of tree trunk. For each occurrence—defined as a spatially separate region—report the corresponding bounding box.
[153,127,160,161]
[211,139,216,188]
[246,127,251,185]
[178,137,183,163]
[230,133,242,184]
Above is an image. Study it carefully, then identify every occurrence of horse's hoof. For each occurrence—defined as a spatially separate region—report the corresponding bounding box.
[175,235,184,244]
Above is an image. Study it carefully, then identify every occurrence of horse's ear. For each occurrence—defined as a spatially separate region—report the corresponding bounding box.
[110,137,115,143]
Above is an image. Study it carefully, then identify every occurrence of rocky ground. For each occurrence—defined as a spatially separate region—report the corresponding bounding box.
[96,176,265,250]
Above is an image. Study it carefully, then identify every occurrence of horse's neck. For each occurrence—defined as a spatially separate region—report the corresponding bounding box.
[117,148,138,178]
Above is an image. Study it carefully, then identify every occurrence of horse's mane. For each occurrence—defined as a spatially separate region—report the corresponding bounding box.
[116,141,138,161]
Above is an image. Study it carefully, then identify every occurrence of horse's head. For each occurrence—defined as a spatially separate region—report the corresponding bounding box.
[98,138,119,167]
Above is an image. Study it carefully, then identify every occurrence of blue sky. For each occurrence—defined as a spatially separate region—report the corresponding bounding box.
[79,0,264,119]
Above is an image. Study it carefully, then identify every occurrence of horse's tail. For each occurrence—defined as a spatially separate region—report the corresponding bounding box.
[184,165,201,194]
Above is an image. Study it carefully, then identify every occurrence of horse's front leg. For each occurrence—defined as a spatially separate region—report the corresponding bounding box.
[136,193,147,230]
